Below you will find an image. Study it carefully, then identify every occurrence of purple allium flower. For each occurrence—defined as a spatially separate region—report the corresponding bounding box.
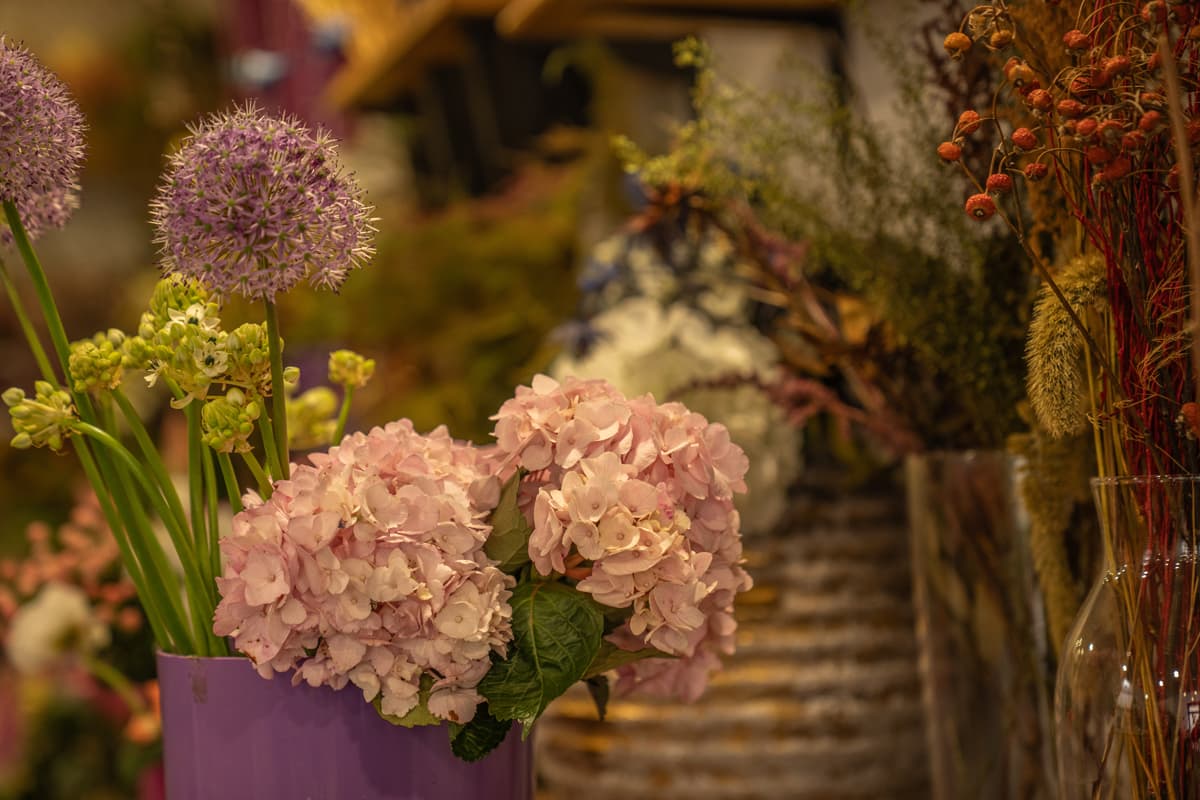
[0,36,86,243]
[150,105,374,301]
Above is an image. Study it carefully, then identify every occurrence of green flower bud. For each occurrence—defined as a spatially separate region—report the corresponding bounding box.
[328,350,375,389]
[6,382,76,451]
[287,386,339,450]
[69,336,125,394]
[225,323,271,391]
[201,392,262,453]
[2,387,26,407]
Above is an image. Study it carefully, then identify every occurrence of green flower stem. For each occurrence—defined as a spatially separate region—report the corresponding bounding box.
[2,201,72,372]
[333,385,354,443]
[112,390,190,539]
[217,452,244,514]
[73,421,213,654]
[106,457,199,654]
[256,412,285,482]
[241,450,273,499]
[202,447,225,637]
[69,438,173,650]
[263,300,289,479]
[85,656,146,715]
[0,255,57,383]
[184,402,209,590]
[91,448,193,653]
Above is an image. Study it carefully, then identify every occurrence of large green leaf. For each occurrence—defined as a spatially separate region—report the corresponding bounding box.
[478,580,604,733]
[483,470,532,573]
[583,640,667,679]
[448,704,513,762]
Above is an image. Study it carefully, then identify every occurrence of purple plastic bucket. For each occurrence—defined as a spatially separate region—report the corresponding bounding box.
[157,653,534,800]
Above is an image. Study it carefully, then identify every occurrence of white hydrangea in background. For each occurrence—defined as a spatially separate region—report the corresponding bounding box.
[6,582,110,675]
[552,297,801,535]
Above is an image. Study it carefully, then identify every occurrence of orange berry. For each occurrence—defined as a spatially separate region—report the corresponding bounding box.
[944,32,972,58]
[957,109,983,135]
[1012,127,1039,150]
[965,193,997,220]
[937,141,963,162]
[1023,162,1049,181]
[986,173,1014,193]
[1063,29,1090,50]
[1028,89,1054,111]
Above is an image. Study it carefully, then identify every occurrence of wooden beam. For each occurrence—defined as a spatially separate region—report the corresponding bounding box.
[498,0,840,39]
[325,0,508,109]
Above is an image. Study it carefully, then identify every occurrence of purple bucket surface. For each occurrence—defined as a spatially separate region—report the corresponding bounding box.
[157,652,534,800]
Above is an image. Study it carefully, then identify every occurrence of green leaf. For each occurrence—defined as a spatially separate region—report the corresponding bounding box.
[484,469,532,573]
[583,640,666,679]
[584,675,609,721]
[448,704,513,762]
[372,674,439,728]
[478,580,604,733]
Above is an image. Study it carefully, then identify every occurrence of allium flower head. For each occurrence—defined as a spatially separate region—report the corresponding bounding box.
[151,104,375,301]
[0,36,86,243]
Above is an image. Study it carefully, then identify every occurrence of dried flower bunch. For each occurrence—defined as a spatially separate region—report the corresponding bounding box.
[0,36,753,761]
[940,0,1200,476]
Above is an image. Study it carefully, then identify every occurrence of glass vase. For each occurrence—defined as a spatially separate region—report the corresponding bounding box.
[1056,475,1200,799]
[906,450,1056,800]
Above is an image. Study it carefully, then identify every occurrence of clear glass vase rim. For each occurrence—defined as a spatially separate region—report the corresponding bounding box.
[1090,474,1200,488]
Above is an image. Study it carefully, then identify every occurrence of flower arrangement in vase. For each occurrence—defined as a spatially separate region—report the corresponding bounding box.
[933,1,1200,796]
[0,31,753,789]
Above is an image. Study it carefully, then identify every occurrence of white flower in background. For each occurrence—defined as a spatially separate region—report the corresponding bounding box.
[584,228,750,323]
[6,582,110,674]
[553,297,801,535]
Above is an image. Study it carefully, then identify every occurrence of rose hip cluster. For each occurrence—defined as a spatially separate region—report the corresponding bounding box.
[937,1,1197,222]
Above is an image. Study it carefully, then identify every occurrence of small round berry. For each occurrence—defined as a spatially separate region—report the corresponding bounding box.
[1012,127,1039,150]
[1121,130,1146,151]
[957,110,983,135]
[1096,119,1125,141]
[1023,162,1049,181]
[986,173,1014,193]
[1070,75,1095,96]
[1141,1,1167,24]
[989,29,1014,48]
[1028,89,1054,112]
[1085,145,1114,165]
[1076,118,1099,138]
[1006,61,1036,86]
[937,141,963,162]
[1056,99,1088,118]
[1104,55,1132,77]
[1139,110,1164,131]
[1063,29,1090,50]
[965,193,997,220]
[944,32,973,58]
[1099,156,1131,181]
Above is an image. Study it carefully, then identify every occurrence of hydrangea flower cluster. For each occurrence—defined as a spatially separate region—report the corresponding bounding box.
[552,297,801,535]
[0,35,85,242]
[150,105,375,301]
[213,420,514,724]
[492,374,752,701]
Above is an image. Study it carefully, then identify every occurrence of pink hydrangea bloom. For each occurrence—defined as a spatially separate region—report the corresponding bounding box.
[492,375,753,701]
[214,420,513,724]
